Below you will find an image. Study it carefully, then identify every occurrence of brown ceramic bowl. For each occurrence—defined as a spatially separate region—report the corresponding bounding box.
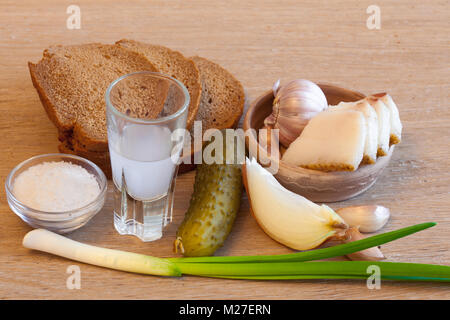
[243,84,394,202]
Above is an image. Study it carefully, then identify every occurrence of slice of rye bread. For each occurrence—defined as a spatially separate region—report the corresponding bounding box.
[190,56,244,132]
[58,140,112,178]
[116,39,201,129]
[178,56,245,174]
[29,43,160,152]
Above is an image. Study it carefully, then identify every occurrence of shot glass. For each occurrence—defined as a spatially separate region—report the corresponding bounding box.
[106,71,189,241]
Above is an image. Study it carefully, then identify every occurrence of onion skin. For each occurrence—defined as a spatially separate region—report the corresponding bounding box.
[265,79,328,148]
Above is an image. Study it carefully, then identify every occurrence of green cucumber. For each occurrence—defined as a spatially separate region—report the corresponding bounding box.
[174,131,243,257]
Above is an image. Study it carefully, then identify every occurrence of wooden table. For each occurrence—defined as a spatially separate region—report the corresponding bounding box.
[0,0,449,300]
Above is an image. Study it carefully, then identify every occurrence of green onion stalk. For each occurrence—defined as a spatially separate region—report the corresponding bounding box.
[22,222,450,282]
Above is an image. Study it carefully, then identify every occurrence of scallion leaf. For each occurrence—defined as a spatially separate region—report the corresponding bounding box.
[175,261,450,282]
[168,222,436,264]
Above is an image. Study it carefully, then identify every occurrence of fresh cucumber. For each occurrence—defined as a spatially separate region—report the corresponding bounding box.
[174,132,243,257]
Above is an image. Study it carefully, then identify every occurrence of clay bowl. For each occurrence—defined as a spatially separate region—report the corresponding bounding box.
[243,84,394,202]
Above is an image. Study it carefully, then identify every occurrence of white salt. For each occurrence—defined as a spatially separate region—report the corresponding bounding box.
[13,161,101,212]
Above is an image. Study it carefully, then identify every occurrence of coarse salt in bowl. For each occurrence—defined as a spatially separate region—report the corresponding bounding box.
[5,153,107,233]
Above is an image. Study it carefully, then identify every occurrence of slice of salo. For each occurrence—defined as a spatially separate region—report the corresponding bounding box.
[365,97,391,156]
[329,100,379,164]
[370,93,402,145]
[282,110,366,171]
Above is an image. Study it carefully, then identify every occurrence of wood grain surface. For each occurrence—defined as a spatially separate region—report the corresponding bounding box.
[0,0,449,300]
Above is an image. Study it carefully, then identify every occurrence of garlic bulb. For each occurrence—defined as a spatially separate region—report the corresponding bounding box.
[264,79,328,148]
[336,205,390,233]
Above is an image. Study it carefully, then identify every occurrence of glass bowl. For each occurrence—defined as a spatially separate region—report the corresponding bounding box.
[5,153,107,233]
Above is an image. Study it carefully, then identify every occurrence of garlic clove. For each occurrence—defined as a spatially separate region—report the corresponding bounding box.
[274,115,310,149]
[336,205,390,233]
[339,227,385,261]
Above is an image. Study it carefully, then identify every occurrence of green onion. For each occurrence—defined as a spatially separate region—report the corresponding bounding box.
[214,275,369,280]
[174,261,450,282]
[168,222,436,264]
[22,223,450,283]
[212,275,448,282]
